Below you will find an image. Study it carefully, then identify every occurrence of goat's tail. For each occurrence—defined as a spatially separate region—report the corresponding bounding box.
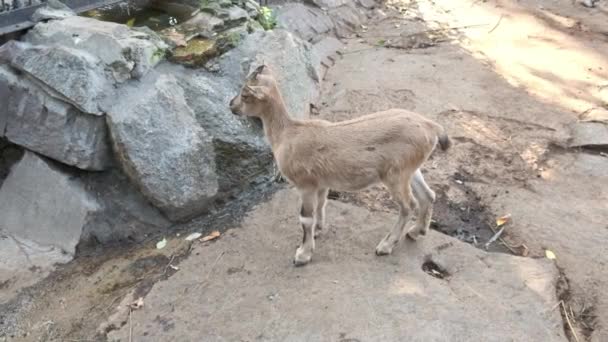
[438,133,452,151]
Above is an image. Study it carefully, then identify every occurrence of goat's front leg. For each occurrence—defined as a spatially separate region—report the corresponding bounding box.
[294,189,318,266]
[314,188,329,238]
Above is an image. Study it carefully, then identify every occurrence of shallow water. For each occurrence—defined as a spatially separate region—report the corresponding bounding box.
[81,2,190,31]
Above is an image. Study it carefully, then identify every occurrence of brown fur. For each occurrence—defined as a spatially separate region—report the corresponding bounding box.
[230,65,451,266]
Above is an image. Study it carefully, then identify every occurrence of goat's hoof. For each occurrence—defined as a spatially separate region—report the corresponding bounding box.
[294,247,312,266]
[375,242,393,256]
[314,228,322,239]
[406,231,420,241]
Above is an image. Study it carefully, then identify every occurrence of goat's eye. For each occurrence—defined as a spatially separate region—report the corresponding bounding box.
[241,94,252,101]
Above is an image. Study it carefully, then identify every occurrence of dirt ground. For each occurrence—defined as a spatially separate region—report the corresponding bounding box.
[1,0,608,341]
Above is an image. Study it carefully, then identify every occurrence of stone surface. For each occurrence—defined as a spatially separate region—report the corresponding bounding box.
[106,72,219,222]
[357,0,377,9]
[163,64,274,192]
[309,0,350,9]
[0,152,98,256]
[580,107,608,122]
[0,65,112,171]
[0,152,170,249]
[276,3,335,42]
[312,36,344,77]
[107,189,567,341]
[24,16,168,82]
[329,4,367,37]
[172,12,225,39]
[0,41,112,115]
[31,0,76,22]
[219,29,320,119]
[216,6,249,28]
[569,122,608,149]
[0,151,170,305]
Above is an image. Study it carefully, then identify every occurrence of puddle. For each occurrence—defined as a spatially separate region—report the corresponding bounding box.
[81,2,192,31]
[421,259,450,280]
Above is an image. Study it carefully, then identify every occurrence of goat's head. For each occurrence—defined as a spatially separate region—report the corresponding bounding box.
[229,64,278,117]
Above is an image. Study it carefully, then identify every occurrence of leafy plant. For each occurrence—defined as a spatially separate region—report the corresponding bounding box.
[257,6,277,31]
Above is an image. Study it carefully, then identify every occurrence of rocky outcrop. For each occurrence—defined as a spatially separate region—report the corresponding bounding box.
[0,152,170,255]
[106,73,219,222]
[24,16,168,82]
[219,29,320,120]
[0,65,112,171]
[0,40,113,115]
[276,3,335,43]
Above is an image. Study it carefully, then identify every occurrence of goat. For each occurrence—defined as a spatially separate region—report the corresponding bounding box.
[229,65,451,266]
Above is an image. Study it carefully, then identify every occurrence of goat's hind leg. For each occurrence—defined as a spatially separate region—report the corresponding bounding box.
[294,188,318,266]
[406,169,436,241]
[375,175,417,255]
[314,188,329,238]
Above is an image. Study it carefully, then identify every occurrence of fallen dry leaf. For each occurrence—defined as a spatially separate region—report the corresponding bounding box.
[156,238,167,249]
[128,297,144,310]
[201,230,221,242]
[496,214,512,227]
[545,249,556,260]
[185,232,202,241]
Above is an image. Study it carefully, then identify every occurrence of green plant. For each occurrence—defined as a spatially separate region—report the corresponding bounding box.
[257,6,277,31]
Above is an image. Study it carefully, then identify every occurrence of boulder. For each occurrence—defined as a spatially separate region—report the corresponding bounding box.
[0,152,170,255]
[312,36,344,78]
[569,122,608,149]
[0,41,113,115]
[171,12,225,39]
[0,152,99,256]
[218,29,320,120]
[216,6,249,28]
[106,72,219,222]
[162,64,274,192]
[24,16,168,82]
[328,4,367,38]
[31,0,76,22]
[308,0,350,9]
[276,3,335,43]
[0,65,111,171]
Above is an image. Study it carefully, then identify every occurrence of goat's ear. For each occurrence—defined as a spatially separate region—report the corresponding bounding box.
[250,64,265,80]
[243,85,266,100]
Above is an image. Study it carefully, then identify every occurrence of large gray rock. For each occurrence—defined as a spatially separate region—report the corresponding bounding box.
[276,3,335,43]
[107,73,219,222]
[328,3,368,38]
[569,122,608,149]
[0,41,113,115]
[0,65,111,171]
[31,0,76,22]
[162,64,274,192]
[24,16,168,82]
[0,152,99,255]
[218,29,320,120]
[0,152,170,252]
[312,36,344,78]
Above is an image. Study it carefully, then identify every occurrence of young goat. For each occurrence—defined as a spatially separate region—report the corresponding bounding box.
[230,65,451,266]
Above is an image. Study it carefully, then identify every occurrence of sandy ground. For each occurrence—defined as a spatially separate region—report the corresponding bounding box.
[1,0,608,341]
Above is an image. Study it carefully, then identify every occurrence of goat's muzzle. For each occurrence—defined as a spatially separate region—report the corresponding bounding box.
[229,96,241,115]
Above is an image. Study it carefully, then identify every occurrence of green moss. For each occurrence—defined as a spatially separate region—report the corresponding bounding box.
[257,6,276,30]
[150,48,167,64]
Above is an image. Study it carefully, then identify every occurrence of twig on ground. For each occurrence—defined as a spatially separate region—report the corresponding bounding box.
[488,14,504,33]
[163,254,176,275]
[561,301,581,342]
[129,308,133,342]
[484,226,506,249]
[487,224,526,255]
